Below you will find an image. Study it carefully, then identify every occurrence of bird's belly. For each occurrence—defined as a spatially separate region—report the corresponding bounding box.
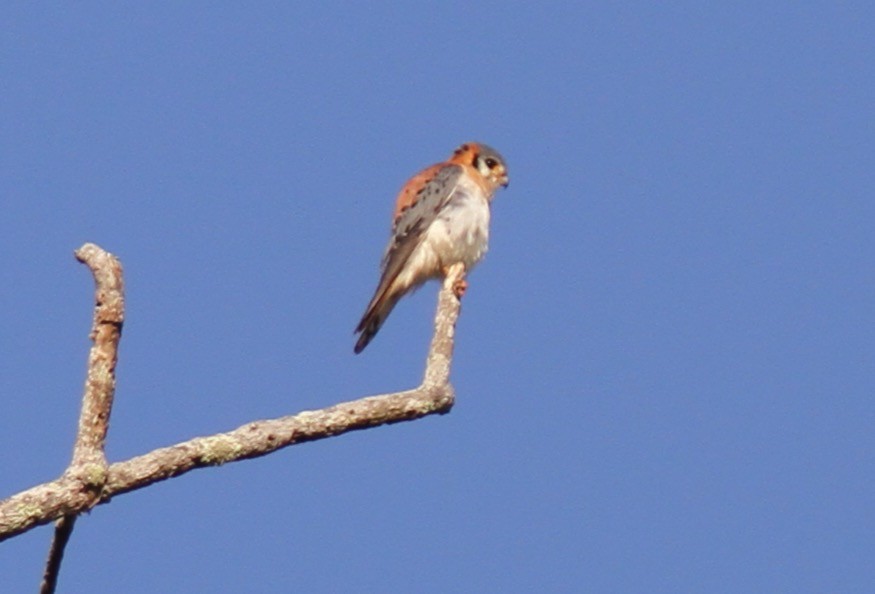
[392,191,491,291]
[424,193,490,270]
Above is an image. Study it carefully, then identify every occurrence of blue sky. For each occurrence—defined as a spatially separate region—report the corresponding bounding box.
[2,3,874,592]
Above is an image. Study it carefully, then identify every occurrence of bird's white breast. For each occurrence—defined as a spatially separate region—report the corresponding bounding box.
[395,175,491,289]
[425,177,491,269]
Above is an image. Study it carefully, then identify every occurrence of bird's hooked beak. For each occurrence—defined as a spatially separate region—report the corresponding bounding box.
[491,165,509,189]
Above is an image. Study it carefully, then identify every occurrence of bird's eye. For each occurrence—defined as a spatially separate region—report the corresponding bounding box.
[485,158,498,168]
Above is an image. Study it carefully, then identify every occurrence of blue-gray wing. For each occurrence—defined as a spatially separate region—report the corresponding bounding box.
[354,164,464,352]
[381,164,463,273]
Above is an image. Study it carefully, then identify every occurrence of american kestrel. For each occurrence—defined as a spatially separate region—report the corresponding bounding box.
[354,142,509,353]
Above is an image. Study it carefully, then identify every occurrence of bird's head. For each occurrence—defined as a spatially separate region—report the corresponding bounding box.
[451,142,509,190]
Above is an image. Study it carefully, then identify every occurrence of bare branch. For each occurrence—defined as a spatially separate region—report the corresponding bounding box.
[39,244,125,594]
[39,516,76,594]
[70,242,124,469]
[0,254,463,542]
[423,262,464,388]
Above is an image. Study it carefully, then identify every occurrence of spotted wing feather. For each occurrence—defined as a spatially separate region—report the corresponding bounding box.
[354,164,463,353]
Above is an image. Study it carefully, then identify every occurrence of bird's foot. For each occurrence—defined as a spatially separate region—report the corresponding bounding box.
[443,262,468,299]
[452,277,468,298]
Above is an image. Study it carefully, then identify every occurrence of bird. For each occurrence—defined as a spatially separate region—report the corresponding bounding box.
[354,142,509,353]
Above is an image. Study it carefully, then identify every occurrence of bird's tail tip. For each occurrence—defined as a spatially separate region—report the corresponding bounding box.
[353,335,369,354]
[353,291,400,354]
[353,314,380,354]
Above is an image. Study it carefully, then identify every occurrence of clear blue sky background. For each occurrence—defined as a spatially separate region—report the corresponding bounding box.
[2,3,873,592]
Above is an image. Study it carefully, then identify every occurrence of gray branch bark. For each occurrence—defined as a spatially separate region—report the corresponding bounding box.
[0,245,463,548]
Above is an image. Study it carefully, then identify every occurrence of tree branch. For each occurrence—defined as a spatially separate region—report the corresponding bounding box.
[40,243,124,594]
[39,516,76,594]
[0,247,463,543]
[70,242,124,470]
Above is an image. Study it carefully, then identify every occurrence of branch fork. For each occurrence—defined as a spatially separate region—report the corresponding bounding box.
[2,244,468,592]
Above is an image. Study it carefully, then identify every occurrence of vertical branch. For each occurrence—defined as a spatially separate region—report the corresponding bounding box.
[41,243,125,594]
[39,516,77,594]
[71,243,125,468]
[422,263,464,390]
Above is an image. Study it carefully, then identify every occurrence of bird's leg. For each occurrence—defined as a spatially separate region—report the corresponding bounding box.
[444,263,468,299]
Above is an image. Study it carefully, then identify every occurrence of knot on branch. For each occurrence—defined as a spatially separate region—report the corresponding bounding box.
[63,463,108,507]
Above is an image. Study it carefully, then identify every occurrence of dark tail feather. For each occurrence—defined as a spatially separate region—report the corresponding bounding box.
[354,292,400,354]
